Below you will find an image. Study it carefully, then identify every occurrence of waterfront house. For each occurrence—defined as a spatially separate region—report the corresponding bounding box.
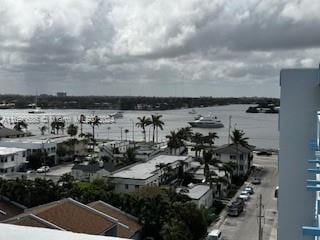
[213,143,254,176]
[0,147,27,175]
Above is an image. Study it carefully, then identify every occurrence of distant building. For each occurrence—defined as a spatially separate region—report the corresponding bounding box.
[110,155,192,193]
[176,184,213,208]
[56,92,67,97]
[0,147,27,175]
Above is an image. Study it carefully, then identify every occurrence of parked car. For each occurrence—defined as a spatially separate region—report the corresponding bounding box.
[251,177,261,185]
[36,166,50,173]
[228,198,244,217]
[256,151,272,156]
[26,170,35,174]
[245,186,254,194]
[207,229,223,240]
[274,186,279,198]
[239,191,250,201]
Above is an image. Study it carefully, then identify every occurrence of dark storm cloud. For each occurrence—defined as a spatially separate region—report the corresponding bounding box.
[0,0,319,96]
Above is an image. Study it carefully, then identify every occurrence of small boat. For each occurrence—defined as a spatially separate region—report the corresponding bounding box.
[28,107,45,114]
[189,109,196,114]
[109,111,124,119]
[188,114,224,128]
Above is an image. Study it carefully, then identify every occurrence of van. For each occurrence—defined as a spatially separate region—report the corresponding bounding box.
[207,229,223,240]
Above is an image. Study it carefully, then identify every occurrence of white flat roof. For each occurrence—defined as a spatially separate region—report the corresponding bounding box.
[0,147,26,155]
[112,155,189,180]
[177,184,210,200]
[0,223,129,240]
[0,135,70,145]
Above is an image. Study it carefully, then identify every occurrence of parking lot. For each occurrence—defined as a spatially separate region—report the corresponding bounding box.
[209,153,278,240]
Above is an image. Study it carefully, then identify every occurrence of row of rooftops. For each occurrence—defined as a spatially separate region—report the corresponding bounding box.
[1,197,141,239]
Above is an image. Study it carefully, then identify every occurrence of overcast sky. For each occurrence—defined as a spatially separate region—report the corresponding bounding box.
[0,0,319,97]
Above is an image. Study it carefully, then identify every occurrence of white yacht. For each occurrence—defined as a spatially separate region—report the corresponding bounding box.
[188,114,224,128]
[28,106,45,114]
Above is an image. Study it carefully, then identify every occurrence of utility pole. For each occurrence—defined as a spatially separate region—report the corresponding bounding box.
[228,115,232,144]
[258,194,264,240]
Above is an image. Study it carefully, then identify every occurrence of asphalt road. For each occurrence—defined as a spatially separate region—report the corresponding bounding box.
[211,154,278,240]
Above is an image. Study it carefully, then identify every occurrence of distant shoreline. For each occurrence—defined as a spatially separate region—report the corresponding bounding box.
[0,95,279,111]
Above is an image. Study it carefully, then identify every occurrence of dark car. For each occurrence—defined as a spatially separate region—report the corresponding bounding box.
[251,177,261,185]
[256,151,272,156]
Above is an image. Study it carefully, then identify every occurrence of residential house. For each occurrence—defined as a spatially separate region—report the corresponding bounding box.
[213,143,254,176]
[110,155,192,193]
[0,127,29,139]
[3,198,118,236]
[0,147,27,175]
[176,184,213,208]
[88,201,141,240]
[98,141,130,165]
[71,161,121,182]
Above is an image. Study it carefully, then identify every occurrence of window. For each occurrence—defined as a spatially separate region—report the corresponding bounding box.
[230,155,236,160]
[240,154,244,160]
[11,168,14,172]
[135,185,139,189]
[11,155,14,161]
[240,165,244,171]
[125,184,129,189]
[22,151,26,157]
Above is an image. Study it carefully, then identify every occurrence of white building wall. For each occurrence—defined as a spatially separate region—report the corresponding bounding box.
[217,153,249,175]
[278,69,319,240]
[192,188,213,208]
[0,150,26,174]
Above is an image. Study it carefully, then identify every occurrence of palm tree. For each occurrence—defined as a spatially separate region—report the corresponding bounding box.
[124,129,129,141]
[204,132,219,146]
[136,116,151,142]
[39,125,48,135]
[124,148,136,163]
[230,128,249,176]
[177,127,193,141]
[13,120,28,132]
[191,132,204,158]
[88,115,101,152]
[166,131,183,155]
[79,114,86,136]
[151,114,165,143]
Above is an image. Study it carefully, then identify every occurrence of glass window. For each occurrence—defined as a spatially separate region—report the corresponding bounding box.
[125,184,129,189]
[230,155,236,160]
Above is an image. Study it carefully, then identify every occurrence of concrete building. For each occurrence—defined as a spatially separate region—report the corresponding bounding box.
[0,135,71,165]
[110,155,192,193]
[278,68,320,239]
[176,184,213,208]
[0,147,27,174]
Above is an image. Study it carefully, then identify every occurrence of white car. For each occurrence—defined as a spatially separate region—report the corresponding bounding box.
[207,229,223,240]
[36,166,50,173]
[239,191,250,201]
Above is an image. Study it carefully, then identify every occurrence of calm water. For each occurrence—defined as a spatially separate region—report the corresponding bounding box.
[0,104,279,149]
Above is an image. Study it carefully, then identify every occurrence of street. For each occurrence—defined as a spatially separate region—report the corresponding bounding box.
[210,153,278,240]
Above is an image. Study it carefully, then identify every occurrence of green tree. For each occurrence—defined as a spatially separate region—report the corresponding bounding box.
[161,218,192,240]
[88,116,101,152]
[136,116,151,142]
[39,125,48,135]
[67,124,78,160]
[151,114,165,143]
[230,128,249,176]
[191,132,204,158]
[166,131,183,155]
[13,120,28,132]
[124,148,136,163]
[177,127,193,141]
